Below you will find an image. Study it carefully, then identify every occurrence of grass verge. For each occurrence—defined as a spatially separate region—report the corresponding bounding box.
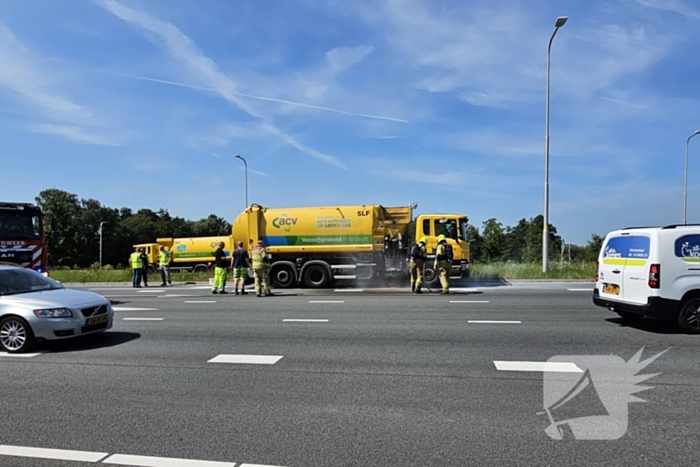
[49,262,595,283]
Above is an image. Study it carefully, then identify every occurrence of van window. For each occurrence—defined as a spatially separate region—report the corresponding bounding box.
[675,235,700,262]
[602,235,650,263]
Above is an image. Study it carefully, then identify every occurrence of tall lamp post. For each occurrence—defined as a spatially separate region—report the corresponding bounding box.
[683,130,700,225]
[98,222,107,269]
[543,15,568,273]
[234,154,248,209]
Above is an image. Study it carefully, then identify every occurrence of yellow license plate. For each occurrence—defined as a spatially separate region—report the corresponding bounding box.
[603,284,620,295]
[87,315,109,326]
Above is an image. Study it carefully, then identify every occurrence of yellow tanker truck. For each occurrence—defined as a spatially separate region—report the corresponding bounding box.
[134,236,233,272]
[231,203,470,288]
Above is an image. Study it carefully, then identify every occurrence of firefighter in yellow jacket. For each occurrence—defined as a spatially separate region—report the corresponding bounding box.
[250,240,273,297]
[433,234,451,294]
[410,236,428,293]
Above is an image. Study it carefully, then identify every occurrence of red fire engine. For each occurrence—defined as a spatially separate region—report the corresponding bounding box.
[0,202,54,275]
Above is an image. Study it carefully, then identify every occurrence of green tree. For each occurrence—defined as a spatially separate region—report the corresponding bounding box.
[465,224,482,263]
[481,218,505,263]
[192,214,232,237]
[35,189,82,266]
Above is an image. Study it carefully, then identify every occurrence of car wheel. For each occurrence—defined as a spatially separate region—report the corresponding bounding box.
[0,317,35,353]
[678,297,700,334]
[616,311,643,321]
[303,265,330,288]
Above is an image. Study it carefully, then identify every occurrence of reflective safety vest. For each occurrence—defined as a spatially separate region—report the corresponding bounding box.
[158,251,169,266]
[251,246,266,268]
[130,252,142,268]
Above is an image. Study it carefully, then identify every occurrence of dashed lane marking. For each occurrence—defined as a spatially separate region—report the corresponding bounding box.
[283,319,329,322]
[469,320,521,324]
[309,300,344,303]
[493,361,583,373]
[449,288,480,293]
[449,300,489,303]
[0,351,46,358]
[0,445,108,463]
[112,307,160,311]
[137,289,165,293]
[207,354,283,365]
[335,288,363,292]
[102,453,235,466]
[123,318,164,321]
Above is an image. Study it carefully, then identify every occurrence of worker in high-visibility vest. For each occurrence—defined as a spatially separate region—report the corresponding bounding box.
[129,247,143,288]
[250,240,272,297]
[158,245,172,287]
[211,241,229,294]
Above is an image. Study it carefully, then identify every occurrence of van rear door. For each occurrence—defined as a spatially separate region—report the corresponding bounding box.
[620,233,653,305]
[598,233,628,301]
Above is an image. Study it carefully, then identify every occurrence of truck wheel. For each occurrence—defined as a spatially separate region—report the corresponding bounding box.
[678,297,700,334]
[303,265,330,288]
[424,266,439,287]
[193,265,209,273]
[271,264,295,288]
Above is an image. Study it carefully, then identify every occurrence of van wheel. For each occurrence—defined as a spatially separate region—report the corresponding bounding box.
[678,298,700,334]
[303,265,330,288]
[616,311,643,321]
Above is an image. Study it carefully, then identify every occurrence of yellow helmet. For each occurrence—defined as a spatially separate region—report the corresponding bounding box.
[437,234,446,242]
[419,236,428,244]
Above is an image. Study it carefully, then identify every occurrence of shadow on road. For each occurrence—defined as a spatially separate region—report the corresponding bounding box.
[605,317,683,335]
[43,331,141,353]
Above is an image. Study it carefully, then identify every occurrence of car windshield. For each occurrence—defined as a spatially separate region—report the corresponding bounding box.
[0,269,63,296]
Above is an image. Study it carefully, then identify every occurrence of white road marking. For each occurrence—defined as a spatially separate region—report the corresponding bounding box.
[283,319,329,322]
[0,445,108,462]
[137,290,165,293]
[449,300,489,303]
[0,351,45,358]
[309,300,344,303]
[123,318,164,321]
[449,288,480,292]
[112,307,160,311]
[493,361,583,373]
[102,453,234,467]
[335,288,363,292]
[468,320,521,324]
[207,354,283,365]
[568,288,592,291]
[184,300,216,303]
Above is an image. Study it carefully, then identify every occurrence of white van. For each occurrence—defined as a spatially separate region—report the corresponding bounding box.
[593,225,700,333]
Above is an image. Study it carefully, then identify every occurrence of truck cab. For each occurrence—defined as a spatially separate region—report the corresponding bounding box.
[132,243,160,270]
[415,214,470,281]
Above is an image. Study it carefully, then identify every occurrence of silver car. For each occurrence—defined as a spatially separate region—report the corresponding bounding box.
[0,265,114,353]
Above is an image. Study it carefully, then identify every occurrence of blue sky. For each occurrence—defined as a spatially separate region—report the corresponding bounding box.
[1,0,699,245]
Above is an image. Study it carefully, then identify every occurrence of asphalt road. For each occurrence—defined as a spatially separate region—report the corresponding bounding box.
[0,288,698,466]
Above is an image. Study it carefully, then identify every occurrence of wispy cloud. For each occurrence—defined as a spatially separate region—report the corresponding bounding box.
[630,0,700,19]
[27,123,121,146]
[111,73,408,123]
[0,22,120,146]
[93,0,346,169]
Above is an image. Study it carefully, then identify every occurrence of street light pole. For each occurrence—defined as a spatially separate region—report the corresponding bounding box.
[234,154,248,209]
[683,130,700,225]
[543,16,568,273]
[98,222,107,268]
